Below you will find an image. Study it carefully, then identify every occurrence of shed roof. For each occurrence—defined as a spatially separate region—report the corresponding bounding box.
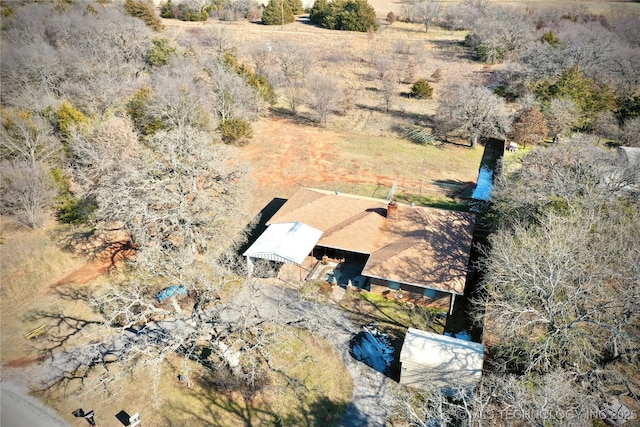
[267,188,475,294]
[400,328,484,391]
[243,221,323,266]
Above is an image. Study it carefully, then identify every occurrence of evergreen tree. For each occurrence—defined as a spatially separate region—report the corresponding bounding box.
[309,0,330,24]
[287,0,304,15]
[310,0,378,32]
[262,0,295,25]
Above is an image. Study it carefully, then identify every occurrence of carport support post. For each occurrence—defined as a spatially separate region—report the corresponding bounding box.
[449,294,456,315]
[246,256,254,277]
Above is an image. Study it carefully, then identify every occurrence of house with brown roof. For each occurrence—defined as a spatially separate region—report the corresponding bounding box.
[244,188,475,313]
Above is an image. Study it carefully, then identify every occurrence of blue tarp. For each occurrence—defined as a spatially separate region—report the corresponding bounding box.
[472,166,494,201]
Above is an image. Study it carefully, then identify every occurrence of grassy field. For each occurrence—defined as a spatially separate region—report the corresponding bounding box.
[0,218,93,362]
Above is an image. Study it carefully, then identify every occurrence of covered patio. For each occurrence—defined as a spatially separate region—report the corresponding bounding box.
[243,221,323,280]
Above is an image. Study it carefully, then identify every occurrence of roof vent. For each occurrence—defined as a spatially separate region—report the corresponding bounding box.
[387,201,398,220]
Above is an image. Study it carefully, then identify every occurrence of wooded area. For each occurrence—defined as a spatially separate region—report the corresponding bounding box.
[1,0,639,425]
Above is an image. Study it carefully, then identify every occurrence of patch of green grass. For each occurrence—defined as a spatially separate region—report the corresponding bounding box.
[337,133,483,183]
[395,192,469,211]
[343,291,445,334]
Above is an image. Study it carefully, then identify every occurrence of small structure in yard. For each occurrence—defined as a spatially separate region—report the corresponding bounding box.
[399,328,484,394]
[243,221,323,279]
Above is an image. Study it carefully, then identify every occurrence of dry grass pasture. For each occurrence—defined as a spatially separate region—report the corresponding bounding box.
[164,16,489,212]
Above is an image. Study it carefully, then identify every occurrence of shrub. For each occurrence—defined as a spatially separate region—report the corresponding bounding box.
[52,169,96,224]
[386,11,396,24]
[220,118,253,145]
[262,0,295,25]
[223,53,277,105]
[160,0,176,18]
[310,0,379,32]
[540,30,562,46]
[55,101,88,141]
[410,79,433,99]
[124,0,164,31]
[148,38,176,66]
[160,0,210,21]
[127,86,164,135]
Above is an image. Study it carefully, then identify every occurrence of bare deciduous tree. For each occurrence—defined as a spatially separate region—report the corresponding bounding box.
[402,0,442,32]
[434,84,511,148]
[0,161,57,229]
[84,125,252,273]
[307,73,340,126]
[202,59,263,124]
[67,115,141,195]
[618,117,640,147]
[1,112,61,165]
[148,65,213,132]
[380,70,398,112]
[544,97,579,137]
[268,41,315,116]
[476,142,640,398]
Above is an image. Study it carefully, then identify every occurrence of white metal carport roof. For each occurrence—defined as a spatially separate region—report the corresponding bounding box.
[243,222,323,266]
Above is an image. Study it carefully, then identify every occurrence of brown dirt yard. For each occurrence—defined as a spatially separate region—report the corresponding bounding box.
[241,116,483,212]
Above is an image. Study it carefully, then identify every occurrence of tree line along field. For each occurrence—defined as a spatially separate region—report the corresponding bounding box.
[1,0,639,426]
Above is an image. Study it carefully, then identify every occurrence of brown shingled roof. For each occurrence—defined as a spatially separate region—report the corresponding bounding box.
[267,188,475,295]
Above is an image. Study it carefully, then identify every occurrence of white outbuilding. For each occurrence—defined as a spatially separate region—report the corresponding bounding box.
[400,328,484,394]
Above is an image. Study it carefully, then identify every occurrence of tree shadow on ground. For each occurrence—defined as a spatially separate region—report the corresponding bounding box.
[269,107,320,127]
[50,222,134,260]
[168,367,347,427]
[355,103,426,127]
[433,179,476,197]
[429,39,476,61]
[26,287,101,355]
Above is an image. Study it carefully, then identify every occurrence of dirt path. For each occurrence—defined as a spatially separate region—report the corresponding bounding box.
[53,242,133,287]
